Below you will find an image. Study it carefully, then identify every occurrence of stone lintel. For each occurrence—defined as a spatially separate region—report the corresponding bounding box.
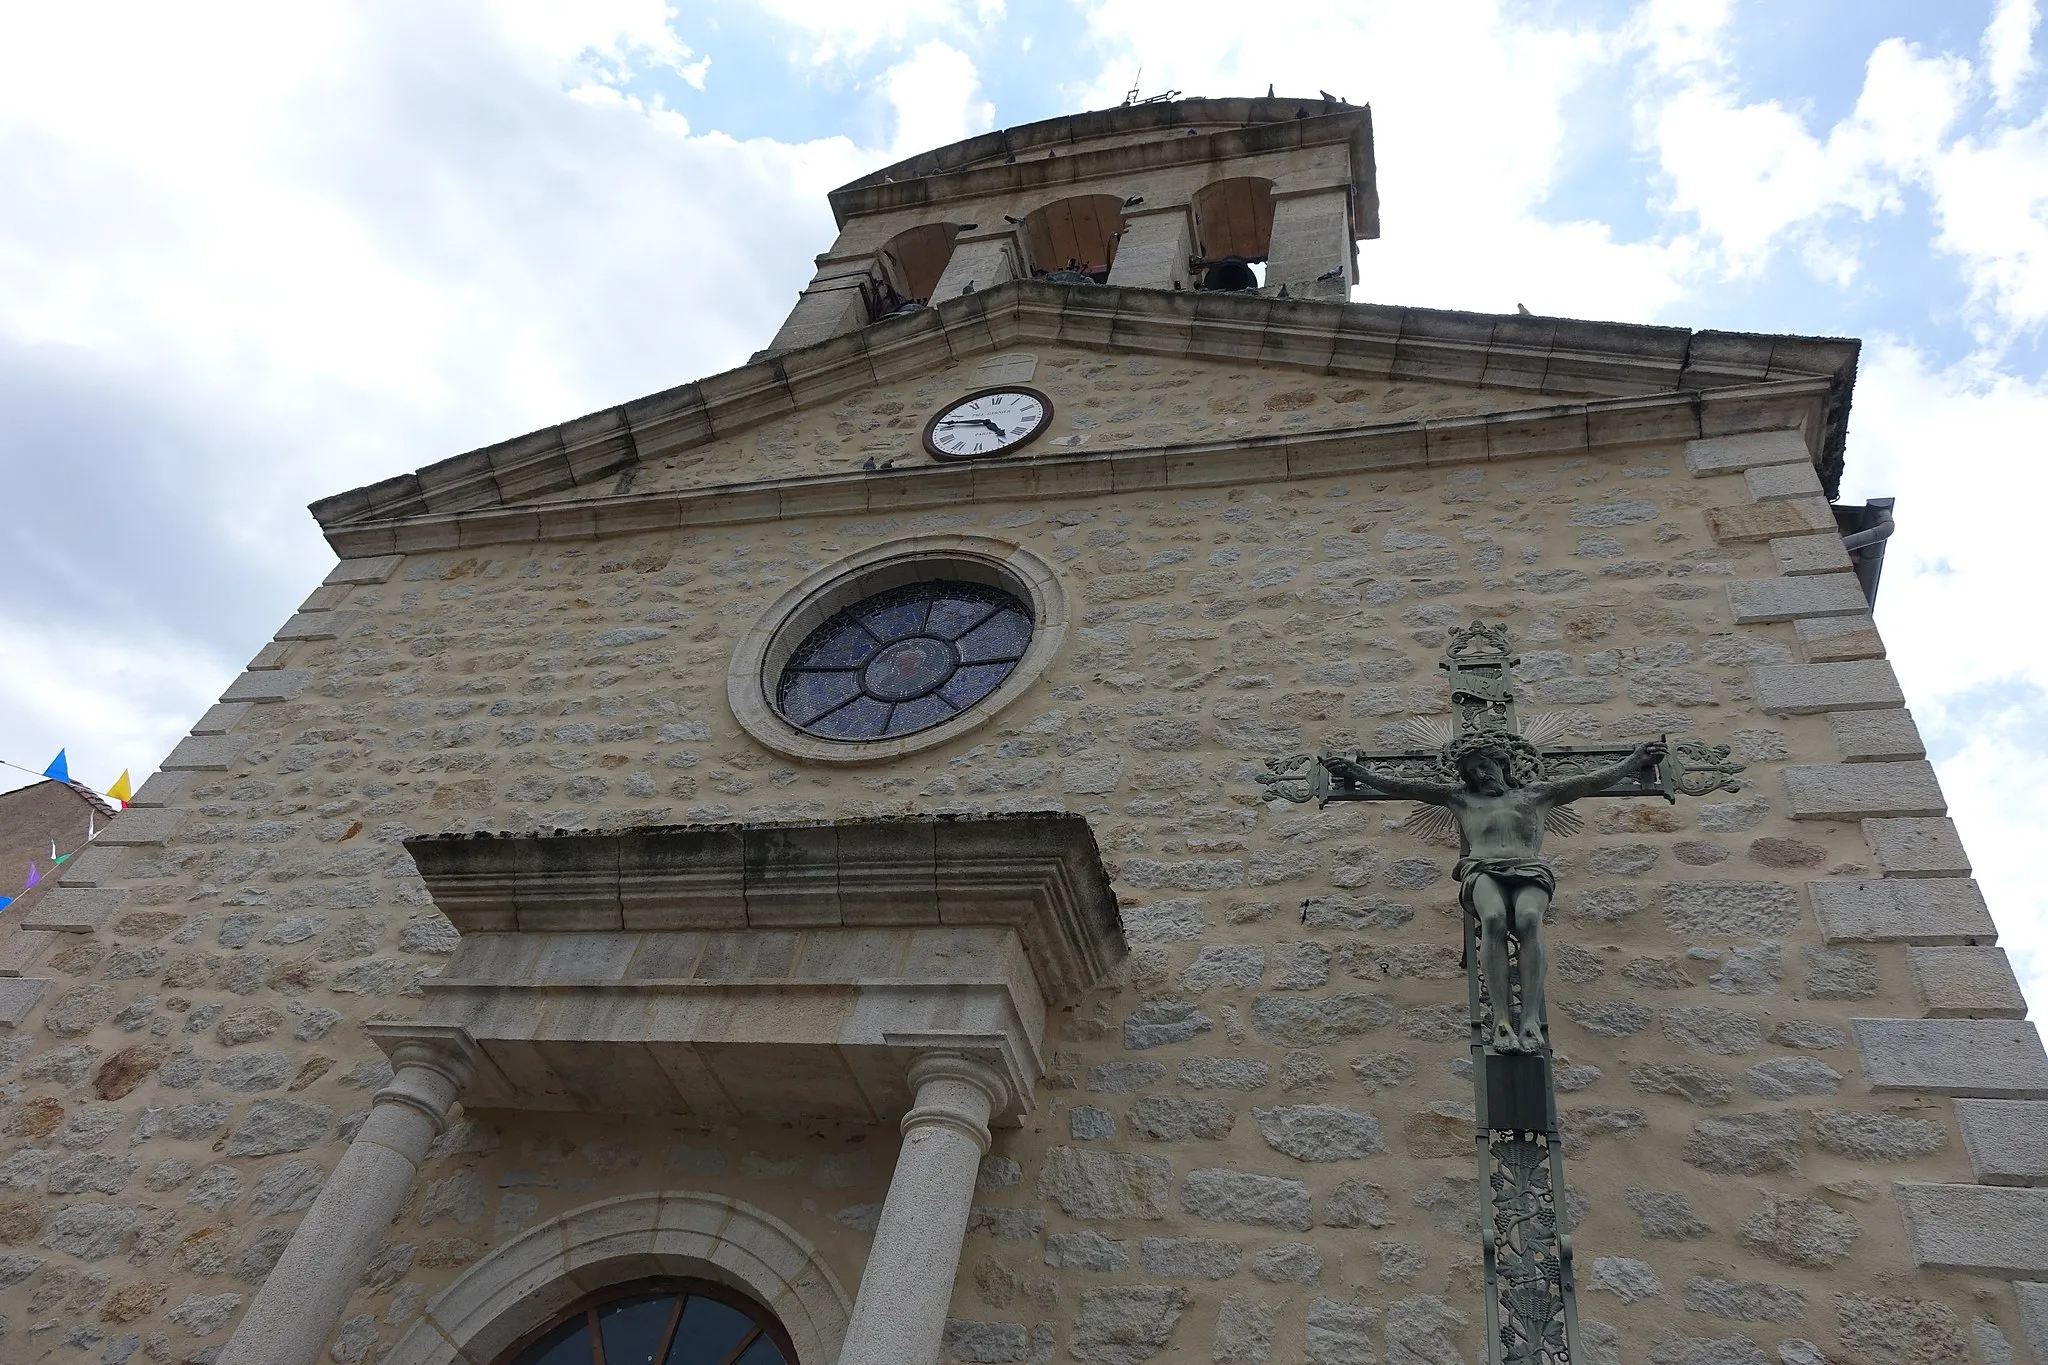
[1812,878,1996,945]
[1727,574,1870,623]
[0,978,50,1027]
[1752,659,1903,714]
[20,888,127,933]
[1784,761,1946,819]
[1852,1018,2048,1098]
[1955,1100,2048,1186]
[1909,946,2029,1018]
[1829,710,1924,763]
[1864,818,1972,878]
[221,668,313,702]
[1686,429,1810,476]
[405,815,1125,1006]
[1896,1182,2048,1276]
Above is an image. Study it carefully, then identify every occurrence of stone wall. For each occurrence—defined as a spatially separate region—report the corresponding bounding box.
[0,391,2036,1365]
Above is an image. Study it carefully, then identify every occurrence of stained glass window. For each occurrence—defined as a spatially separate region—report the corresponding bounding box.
[503,1281,793,1365]
[777,580,1033,742]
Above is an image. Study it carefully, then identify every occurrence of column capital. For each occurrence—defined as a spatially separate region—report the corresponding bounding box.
[902,1052,1007,1153]
[363,1022,477,1135]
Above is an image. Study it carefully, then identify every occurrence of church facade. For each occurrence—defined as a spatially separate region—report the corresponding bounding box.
[4,96,2043,1365]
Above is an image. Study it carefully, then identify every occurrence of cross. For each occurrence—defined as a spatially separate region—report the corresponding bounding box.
[1255,621,1745,1365]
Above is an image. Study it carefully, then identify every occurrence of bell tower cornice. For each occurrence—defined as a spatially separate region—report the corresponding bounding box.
[826,96,1379,240]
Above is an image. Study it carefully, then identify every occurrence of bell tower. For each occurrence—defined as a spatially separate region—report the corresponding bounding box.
[761,95,1380,356]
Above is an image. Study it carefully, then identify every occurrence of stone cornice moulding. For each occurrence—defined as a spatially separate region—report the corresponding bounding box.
[826,101,1379,231]
[402,815,1125,1005]
[309,280,1861,551]
[319,378,1839,560]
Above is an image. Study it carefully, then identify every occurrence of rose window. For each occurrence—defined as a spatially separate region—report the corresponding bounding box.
[775,580,1034,741]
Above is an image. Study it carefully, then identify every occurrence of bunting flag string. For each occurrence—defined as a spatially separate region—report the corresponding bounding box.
[0,748,138,911]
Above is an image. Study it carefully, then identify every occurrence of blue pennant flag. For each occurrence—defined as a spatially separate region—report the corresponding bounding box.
[0,897,12,912]
[41,750,68,784]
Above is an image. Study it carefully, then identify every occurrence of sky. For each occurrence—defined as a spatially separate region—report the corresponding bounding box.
[3,0,2046,1011]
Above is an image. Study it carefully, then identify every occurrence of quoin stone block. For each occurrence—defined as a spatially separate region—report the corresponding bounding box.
[1795,614,1885,661]
[1752,660,1903,714]
[1829,709,1925,762]
[1812,879,1997,945]
[1686,430,1810,476]
[1770,534,1854,576]
[1727,574,1871,623]
[1954,1100,2048,1186]
[1862,818,1971,877]
[1895,1183,2048,1276]
[1852,1017,2048,1098]
[1783,762,1946,820]
[1744,461,1825,501]
[1908,947,2028,1018]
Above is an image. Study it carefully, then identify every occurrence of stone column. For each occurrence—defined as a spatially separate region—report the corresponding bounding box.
[929,236,1018,303]
[1106,210,1192,292]
[1266,187,1356,300]
[219,1029,475,1365]
[837,1053,1009,1365]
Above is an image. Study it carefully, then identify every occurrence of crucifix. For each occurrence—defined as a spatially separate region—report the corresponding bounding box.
[1256,622,1745,1365]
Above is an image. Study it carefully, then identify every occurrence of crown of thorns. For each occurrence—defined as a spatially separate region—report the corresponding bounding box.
[1437,727,1545,787]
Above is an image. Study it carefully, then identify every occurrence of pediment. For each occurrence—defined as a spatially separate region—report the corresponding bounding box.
[309,280,1858,558]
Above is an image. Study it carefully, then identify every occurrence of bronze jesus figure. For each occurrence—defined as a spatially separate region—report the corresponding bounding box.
[1327,734,1667,1054]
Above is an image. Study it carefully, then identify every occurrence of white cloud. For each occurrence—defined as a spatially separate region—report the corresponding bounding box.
[880,41,994,160]
[1070,1,1697,320]
[0,612,232,802]
[1927,114,2048,333]
[1985,0,2039,109]
[750,0,985,62]
[0,1,869,790]
[1839,341,2048,1015]
[1640,36,1971,276]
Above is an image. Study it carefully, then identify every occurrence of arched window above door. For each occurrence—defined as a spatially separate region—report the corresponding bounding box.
[502,1280,794,1365]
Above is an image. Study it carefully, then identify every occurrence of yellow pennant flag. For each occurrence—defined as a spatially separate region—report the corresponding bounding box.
[106,770,133,807]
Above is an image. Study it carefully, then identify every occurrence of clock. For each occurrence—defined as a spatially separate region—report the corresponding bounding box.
[921,386,1054,461]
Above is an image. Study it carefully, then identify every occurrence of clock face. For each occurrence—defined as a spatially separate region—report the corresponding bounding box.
[922,386,1054,461]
